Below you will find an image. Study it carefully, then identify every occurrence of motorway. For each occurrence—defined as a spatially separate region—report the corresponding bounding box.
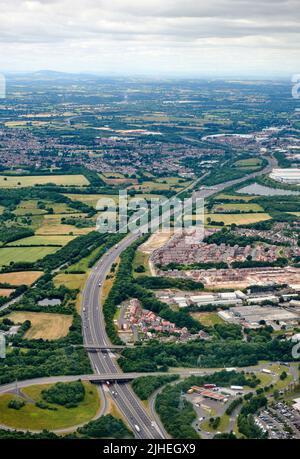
[81,232,167,439]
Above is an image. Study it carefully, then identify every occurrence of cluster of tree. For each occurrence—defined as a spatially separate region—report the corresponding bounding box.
[0,226,34,244]
[204,227,289,247]
[0,429,62,439]
[61,216,95,228]
[273,151,291,168]
[231,257,288,269]
[155,383,199,439]
[47,184,117,196]
[78,414,133,439]
[0,317,14,331]
[132,374,179,400]
[118,338,295,372]
[0,413,132,439]
[207,219,225,227]
[225,397,243,415]
[135,276,204,291]
[187,303,230,313]
[264,200,300,214]
[208,416,221,430]
[242,219,274,231]
[213,323,243,340]
[8,399,25,410]
[41,381,85,408]
[35,401,58,411]
[0,346,91,385]
[0,261,36,273]
[183,370,260,390]
[159,261,228,271]
[237,395,268,439]
[213,432,237,439]
[80,168,105,187]
[201,166,252,187]
[244,325,274,344]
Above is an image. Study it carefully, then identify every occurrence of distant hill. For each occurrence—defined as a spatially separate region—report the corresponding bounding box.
[5,70,104,82]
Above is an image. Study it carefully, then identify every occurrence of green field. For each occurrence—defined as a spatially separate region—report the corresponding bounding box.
[64,193,162,209]
[0,271,43,286]
[64,193,119,209]
[13,199,75,216]
[205,212,271,226]
[191,312,224,327]
[54,273,87,290]
[213,203,264,212]
[7,235,76,246]
[0,382,100,430]
[235,158,262,169]
[214,194,258,202]
[36,214,91,236]
[14,200,47,216]
[132,178,187,192]
[201,414,230,433]
[22,214,44,231]
[0,174,89,188]
[4,311,73,340]
[99,174,138,185]
[256,372,273,388]
[0,246,58,266]
[270,364,293,391]
[132,250,151,277]
[156,176,191,186]
[102,172,125,178]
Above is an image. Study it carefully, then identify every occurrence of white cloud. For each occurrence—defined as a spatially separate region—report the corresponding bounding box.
[0,0,299,76]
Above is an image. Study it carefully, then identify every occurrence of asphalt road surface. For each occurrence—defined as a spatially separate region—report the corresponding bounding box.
[81,232,166,439]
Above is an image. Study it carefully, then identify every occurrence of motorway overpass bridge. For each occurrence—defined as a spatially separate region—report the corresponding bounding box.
[0,373,173,395]
[84,345,125,352]
[85,372,162,382]
[0,369,217,395]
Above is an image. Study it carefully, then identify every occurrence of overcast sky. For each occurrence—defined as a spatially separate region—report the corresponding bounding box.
[1,0,300,77]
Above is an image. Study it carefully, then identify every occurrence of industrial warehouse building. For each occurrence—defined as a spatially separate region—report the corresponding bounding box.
[270,168,300,185]
[218,305,299,328]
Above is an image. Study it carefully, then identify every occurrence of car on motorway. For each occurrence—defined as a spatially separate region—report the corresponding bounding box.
[134,425,141,433]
